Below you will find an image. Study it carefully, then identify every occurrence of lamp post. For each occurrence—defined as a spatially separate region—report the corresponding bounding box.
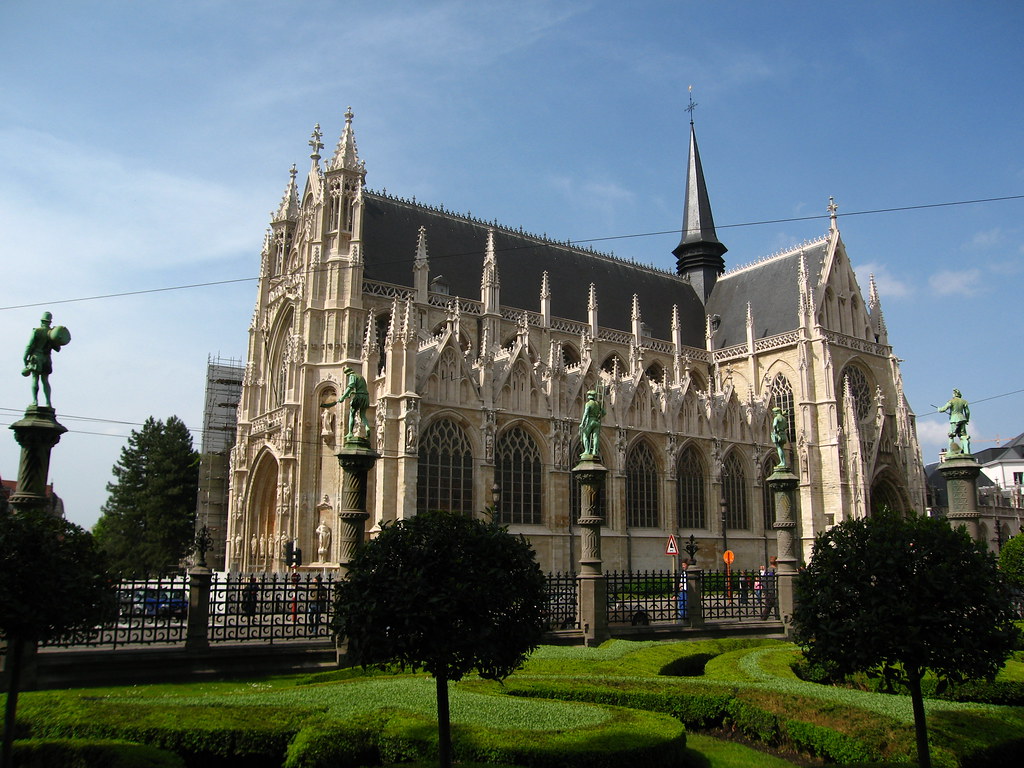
[720,498,729,555]
[684,534,699,566]
[491,483,501,518]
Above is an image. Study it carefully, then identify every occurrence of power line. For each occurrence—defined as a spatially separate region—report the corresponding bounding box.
[1,193,1021,313]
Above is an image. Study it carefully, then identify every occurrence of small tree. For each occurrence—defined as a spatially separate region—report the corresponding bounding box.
[998,532,1024,590]
[793,510,1019,768]
[0,508,114,768]
[93,415,199,576]
[332,510,548,768]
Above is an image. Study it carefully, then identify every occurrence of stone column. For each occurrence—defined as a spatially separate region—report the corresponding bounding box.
[185,567,213,650]
[571,458,609,647]
[8,406,67,514]
[939,455,982,541]
[767,466,799,628]
[336,438,380,576]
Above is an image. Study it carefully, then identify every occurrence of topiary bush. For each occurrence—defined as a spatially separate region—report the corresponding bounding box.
[11,738,185,768]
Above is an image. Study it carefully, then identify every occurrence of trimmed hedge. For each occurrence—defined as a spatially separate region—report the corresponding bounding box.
[16,699,314,768]
[284,704,688,768]
[11,738,185,768]
[497,677,924,765]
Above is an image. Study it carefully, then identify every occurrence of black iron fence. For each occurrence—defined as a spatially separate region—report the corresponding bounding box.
[701,568,779,621]
[39,567,783,651]
[209,572,335,643]
[606,570,682,625]
[544,571,579,630]
[40,576,189,649]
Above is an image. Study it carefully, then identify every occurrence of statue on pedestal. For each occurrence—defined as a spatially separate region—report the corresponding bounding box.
[938,388,971,455]
[22,311,71,408]
[578,389,605,460]
[322,367,370,439]
[771,407,789,469]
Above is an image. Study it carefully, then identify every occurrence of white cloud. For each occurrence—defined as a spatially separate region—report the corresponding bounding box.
[916,418,949,464]
[965,227,1003,250]
[928,268,982,297]
[853,262,912,299]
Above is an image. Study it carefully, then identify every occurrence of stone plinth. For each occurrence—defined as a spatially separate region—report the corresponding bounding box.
[939,455,982,541]
[571,457,609,646]
[336,439,380,574]
[8,406,67,513]
[767,465,799,630]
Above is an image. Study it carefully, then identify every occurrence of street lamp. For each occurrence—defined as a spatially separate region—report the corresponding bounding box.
[720,498,729,555]
[684,534,699,566]
[491,483,501,518]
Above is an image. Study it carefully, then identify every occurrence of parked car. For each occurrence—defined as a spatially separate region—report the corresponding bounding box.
[144,589,188,618]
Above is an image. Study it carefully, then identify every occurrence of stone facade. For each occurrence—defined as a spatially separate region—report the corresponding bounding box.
[225,110,926,574]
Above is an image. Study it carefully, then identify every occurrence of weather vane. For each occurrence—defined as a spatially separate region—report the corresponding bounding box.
[686,85,698,125]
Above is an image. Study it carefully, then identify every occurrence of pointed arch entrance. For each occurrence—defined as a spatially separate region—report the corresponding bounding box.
[247,450,280,570]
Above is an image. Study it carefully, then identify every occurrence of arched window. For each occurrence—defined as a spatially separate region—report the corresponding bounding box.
[417,419,473,516]
[762,457,777,531]
[495,426,542,525]
[626,442,659,528]
[677,446,706,529]
[267,308,294,409]
[839,364,872,422]
[645,361,665,384]
[769,373,796,442]
[561,342,581,369]
[600,353,625,376]
[722,452,749,530]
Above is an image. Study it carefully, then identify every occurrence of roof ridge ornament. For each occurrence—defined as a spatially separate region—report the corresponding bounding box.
[828,196,839,233]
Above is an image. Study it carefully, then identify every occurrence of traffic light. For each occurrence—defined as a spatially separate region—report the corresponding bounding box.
[283,540,303,568]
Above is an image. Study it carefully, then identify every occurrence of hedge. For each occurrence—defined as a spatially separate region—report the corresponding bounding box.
[283,704,688,768]
[11,738,185,768]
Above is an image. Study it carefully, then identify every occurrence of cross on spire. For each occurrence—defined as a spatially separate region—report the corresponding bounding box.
[309,124,324,158]
[686,85,698,126]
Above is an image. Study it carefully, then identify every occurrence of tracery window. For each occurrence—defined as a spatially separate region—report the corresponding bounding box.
[840,364,871,422]
[722,451,749,530]
[769,373,796,441]
[417,418,473,516]
[495,427,542,525]
[626,442,659,528]
[677,446,706,529]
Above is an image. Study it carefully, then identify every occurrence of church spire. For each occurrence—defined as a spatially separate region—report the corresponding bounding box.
[329,107,366,175]
[673,88,727,302]
[272,164,299,223]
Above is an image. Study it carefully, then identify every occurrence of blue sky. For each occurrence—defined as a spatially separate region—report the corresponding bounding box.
[2,1,1022,530]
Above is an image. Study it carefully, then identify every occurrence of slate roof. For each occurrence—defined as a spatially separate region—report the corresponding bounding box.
[361,192,708,345]
[704,239,829,349]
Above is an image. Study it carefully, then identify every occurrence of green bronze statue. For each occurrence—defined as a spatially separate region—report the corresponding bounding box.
[770,406,789,469]
[322,366,370,438]
[938,388,971,455]
[22,311,71,408]
[578,389,606,459]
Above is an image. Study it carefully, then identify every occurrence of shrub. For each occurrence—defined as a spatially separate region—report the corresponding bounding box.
[11,738,185,768]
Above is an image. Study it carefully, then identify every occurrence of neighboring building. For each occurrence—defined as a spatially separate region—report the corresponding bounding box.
[226,109,926,574]
[195,355,244,570]
[0,478,65,518]
[978,432,1024,493]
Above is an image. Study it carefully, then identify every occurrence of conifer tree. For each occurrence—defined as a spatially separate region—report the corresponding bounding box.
[93,415,199,576]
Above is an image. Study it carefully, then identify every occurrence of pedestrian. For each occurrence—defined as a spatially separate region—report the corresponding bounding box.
[677,560,689,621]
[307,575,327,635]
[242,576,258,619]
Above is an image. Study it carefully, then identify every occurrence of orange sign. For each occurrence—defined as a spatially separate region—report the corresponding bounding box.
[665,534,679,555]
[722,550,735,565]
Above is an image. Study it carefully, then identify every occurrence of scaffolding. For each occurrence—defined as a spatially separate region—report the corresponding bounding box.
[195,354,244,570]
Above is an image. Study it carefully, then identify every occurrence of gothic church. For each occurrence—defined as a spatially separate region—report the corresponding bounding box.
[226,109,926,573]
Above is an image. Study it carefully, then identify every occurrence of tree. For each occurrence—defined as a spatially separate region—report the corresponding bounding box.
[0,508,115,768]
[998,532,1024,590]
[93,416,199,576]
[793,510,1019,768]
[332,510,548,768]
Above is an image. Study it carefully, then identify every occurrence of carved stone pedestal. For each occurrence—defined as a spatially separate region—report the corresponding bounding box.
[767,466,799,630]
[939,455,982,541]
[8,406,67,513]
[336,438,380,575]
[572,458,609,646]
